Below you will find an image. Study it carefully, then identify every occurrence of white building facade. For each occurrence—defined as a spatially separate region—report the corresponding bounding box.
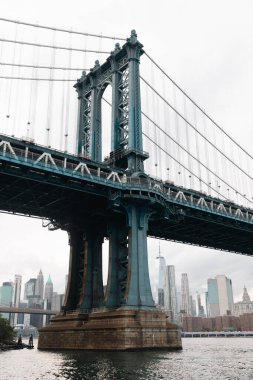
[164,265,178,323]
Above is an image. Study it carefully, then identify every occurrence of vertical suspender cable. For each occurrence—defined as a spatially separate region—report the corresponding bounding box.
[45,29,56,147]
[173,86,182,186]
[156,71,162,178]
[184,96,193,189]
[12,42,23,137]
[193,106,202,191]
[59,77,66,150]
[0,40,5,120]
[143,73,150,172]
[202,114,211,195]
[151,62,158,177]
[6,23,18,134]
[30,43,40,141]
[64,31,73,152]
[27,32,38,139]
[163,75,171,181]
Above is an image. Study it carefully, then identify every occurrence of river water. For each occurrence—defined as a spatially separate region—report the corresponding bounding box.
[1,338,253,380]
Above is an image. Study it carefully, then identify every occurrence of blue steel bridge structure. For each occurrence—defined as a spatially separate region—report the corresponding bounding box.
[0,21,252,326]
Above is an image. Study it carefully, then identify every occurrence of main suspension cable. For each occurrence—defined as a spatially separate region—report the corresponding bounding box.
[0,17,125,41]
[0,76,76,81]
[0,38,110,54]
[0,62,86,71]
[144,51,253,161]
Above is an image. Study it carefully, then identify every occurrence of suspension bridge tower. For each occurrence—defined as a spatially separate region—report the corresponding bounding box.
[38,31,182,351]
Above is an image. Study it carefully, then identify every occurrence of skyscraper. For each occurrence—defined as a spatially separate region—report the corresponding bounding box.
[164,265,178,323]
[44,275,53,305]
[0,282,13,321]
[190,296,197,316]
[12,274,22,326]
[51,292,65,312]
[24,278,37,300]
[181,273,191,315]
[206,275,234,317]
[35,270,44,301]
[197,292,205,317]
[156,245,166,307]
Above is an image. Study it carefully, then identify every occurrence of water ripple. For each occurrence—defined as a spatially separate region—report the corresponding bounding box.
[1,338,253,379]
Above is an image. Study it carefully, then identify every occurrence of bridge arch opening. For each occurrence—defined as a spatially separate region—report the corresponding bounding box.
[100,83,112,162]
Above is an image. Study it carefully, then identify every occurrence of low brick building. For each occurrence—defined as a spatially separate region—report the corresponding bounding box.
[182,315,241,332]
[240,313,253,331]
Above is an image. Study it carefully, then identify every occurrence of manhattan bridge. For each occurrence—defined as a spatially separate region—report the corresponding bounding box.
[0,18,252,350]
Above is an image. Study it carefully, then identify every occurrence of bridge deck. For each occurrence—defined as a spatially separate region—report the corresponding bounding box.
[0,134,253,255]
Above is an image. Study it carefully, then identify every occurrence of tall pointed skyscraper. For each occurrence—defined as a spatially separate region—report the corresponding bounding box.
[44,275,53,304]
[156,243,166,306]
[35,270,44,301]
[12,274,22,326]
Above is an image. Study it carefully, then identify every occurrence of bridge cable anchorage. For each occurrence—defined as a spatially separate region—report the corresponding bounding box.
[0,62,87,71]
[144,51,253,161]
[141,112,252,203]
[0,38,111,54]
[140,76,253,183]
[0,17,125,41]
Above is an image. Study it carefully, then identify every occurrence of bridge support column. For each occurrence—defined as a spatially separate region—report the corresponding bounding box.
[62,225,104,312]
[124,204,154,308]
[105,220,128,307]
[39,213,181,350]
[78,226,104,309]
[62,228,84,312]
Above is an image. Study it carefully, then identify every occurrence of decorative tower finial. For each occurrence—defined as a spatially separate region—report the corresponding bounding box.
[128,29,137,44]
[93,60,100,70]
[114,43,121,53]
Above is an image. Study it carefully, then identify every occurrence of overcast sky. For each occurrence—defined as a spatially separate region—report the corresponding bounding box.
[0,0,253,305]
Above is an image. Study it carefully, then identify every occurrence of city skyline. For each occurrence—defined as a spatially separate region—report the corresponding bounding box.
[1,250,253,308]
[0,0,253,306]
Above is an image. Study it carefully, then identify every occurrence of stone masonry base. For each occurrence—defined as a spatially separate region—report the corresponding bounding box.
[38,309,182,351]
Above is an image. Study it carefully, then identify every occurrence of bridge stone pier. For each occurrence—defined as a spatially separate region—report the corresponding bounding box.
[38,207,181,350]
[38,31,182,350]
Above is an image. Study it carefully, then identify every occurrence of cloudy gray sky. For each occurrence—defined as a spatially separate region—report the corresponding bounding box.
[0,0,253,305]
